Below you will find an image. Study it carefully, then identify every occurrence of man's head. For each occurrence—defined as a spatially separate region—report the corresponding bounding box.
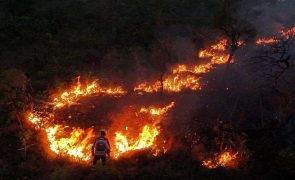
[100,129,106,136]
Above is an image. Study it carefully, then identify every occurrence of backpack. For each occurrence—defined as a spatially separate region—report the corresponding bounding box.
[94,138,109,156]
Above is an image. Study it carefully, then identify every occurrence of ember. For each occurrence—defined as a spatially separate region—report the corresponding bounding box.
[256,38,278,45]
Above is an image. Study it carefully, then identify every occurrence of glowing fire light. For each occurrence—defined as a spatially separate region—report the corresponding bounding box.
[198,42,230,65]
[202,151,239,169]
[26,37,246,165]
[134,74,201,93]
[46,125,95,161]
[114,125,159,158]
[140,102,175,116]
[280,26,295,38]
[211,39,227,50]
[28,39,232,162]
[25,25,295,166]
[52,76,126,109]
[134,39,229,94]
[27,112,54,129]
[164,74,201,92]
[256,38,278,45]
[27,76,175,161]
[28,112,43,128]
[134,81,162,93]
[113,102,174,158]
[256,26,295,45]
[172,64,213,74]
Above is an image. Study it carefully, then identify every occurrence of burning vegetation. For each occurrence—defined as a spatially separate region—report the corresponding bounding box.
[134,39,230,94]
[27,78,175,161]
[2,1,295,179]
[26,38,237,165]
[256,26,295,45]
[26,25,295,168]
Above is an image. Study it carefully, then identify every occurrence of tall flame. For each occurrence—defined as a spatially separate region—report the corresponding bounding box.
[114,125,159,158]
[46,125,95,161]
[112,102,174,158]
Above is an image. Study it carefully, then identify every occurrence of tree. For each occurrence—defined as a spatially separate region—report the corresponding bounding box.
[150,39,175,93]
[216,0,256,70]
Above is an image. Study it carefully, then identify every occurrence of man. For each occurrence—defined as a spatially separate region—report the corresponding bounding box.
[92,129,111,166]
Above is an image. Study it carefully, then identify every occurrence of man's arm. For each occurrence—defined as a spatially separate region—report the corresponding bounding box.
[106,138,111,156]
[91,140,96,156]
[106,139,111,151]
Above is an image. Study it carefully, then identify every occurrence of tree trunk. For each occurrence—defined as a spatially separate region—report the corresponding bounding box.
[160,73,164,94]
[223,36,238,87]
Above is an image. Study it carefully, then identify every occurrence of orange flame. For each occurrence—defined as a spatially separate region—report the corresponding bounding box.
[134,74,201,93]
[256,26,295,45]
[256,38,279,45]
[140,102,175,116]
[134,39,229,94]
[134,81,162,94]
[280,26,295,38]
[164,74,201,92]
[202,151,239,169]
[211,39,227,50]
[27,77,175,161]
[27,112,54,129]
[26,37,248,164]
[112,102,174,158]
[52,76,126,109]
[28,112,44,129]
[46,125,95,161]
[114,125,159,158]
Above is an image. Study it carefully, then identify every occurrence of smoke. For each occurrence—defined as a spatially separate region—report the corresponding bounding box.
[171,37,196,63]
[28,0,295,165]
[247,0,295,35]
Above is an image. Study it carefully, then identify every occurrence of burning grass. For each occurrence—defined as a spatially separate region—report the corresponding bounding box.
[28,85,175,162]
[52,76,126,109]
[26,33,289,167]
[202,151,239,169]
[134,39,230,94]
[256,26,295,45]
